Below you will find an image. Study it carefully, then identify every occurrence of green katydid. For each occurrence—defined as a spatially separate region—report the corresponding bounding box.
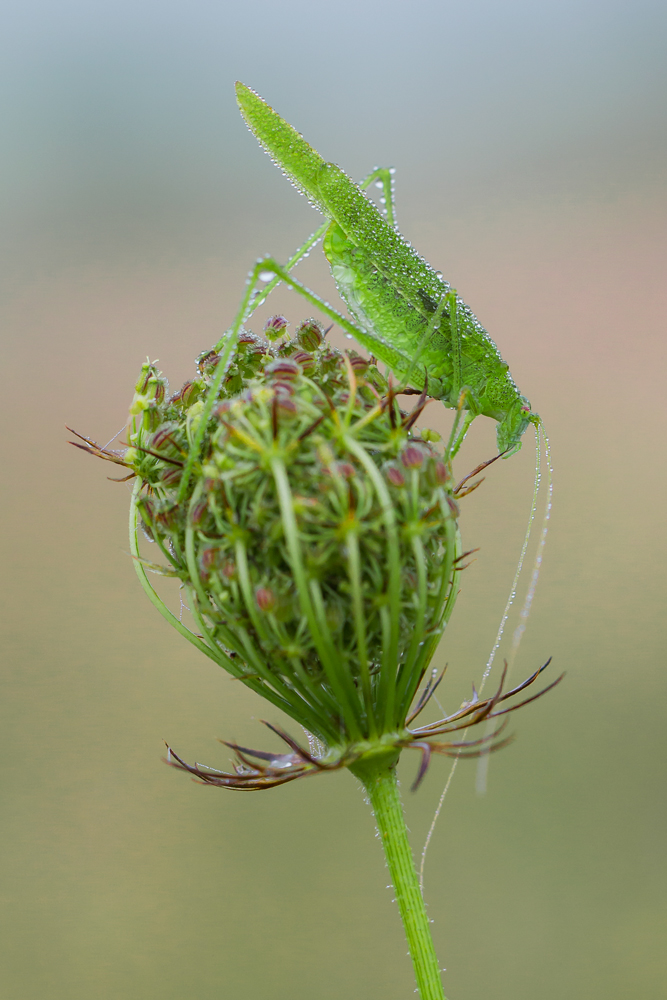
[232,81,540,458]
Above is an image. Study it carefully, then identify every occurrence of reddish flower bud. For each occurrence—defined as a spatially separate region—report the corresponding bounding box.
[197,350,220,375]
[319,349,341,374]
[272,382,296,399]
[434,461,448,485]
[335,462,355,479]
[266,358,300,380]
[190,499,208,524]
[295,319,324,351]
[385,465,406,487]
[292,351,316,373]
[155,504,178,531]
[160,466,182,487]
[264,315,288,341]
[199,547,218,580]
[400,446,424,470]
[276,395,298,414]
[446,495,460,517]
[134,361,157,394]
[148,377,166,404]
[255,587,276,612]
[137,497,156,538]
[151,423,182,457]
[221,560,236,580]
[175,381,202,408]
[348,354,369,375]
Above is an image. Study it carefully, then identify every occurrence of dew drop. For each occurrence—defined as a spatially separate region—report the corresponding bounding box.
[346,333,353,340]
[259,270,273,283]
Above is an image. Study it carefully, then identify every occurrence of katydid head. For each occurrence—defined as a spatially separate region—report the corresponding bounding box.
[496,396,536,457]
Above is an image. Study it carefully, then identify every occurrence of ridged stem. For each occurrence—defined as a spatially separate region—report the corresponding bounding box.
[350,757,447,1000]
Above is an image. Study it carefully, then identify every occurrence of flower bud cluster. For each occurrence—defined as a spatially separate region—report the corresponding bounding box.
[125,318,461,752]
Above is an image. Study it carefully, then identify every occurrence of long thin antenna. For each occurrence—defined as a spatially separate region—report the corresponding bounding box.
[475,421,553,793]
[419,421,551,891]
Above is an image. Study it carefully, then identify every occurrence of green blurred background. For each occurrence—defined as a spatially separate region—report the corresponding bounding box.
[1,1,666,997]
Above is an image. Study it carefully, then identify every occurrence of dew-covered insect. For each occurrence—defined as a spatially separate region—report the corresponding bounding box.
[232,81,540,458]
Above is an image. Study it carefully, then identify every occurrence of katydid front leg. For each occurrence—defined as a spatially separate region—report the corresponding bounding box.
[444,289,475,459]
[227,256,444,402]
[214,257,411,376]
[359,166,398,229]
[245,167,398,324]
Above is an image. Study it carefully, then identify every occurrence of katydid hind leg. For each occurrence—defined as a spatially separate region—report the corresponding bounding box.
[399,289,450,394]
[448,290,463,405]
[442,291,479,459]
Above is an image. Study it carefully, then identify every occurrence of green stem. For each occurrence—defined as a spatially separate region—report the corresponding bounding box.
[350,757,447,1000]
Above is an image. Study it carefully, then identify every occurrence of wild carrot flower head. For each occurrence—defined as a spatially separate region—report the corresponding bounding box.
[71,319,558,789]
[125,321,459,750]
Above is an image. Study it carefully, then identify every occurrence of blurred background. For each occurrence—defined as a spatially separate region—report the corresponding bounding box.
[1,1,665,998]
